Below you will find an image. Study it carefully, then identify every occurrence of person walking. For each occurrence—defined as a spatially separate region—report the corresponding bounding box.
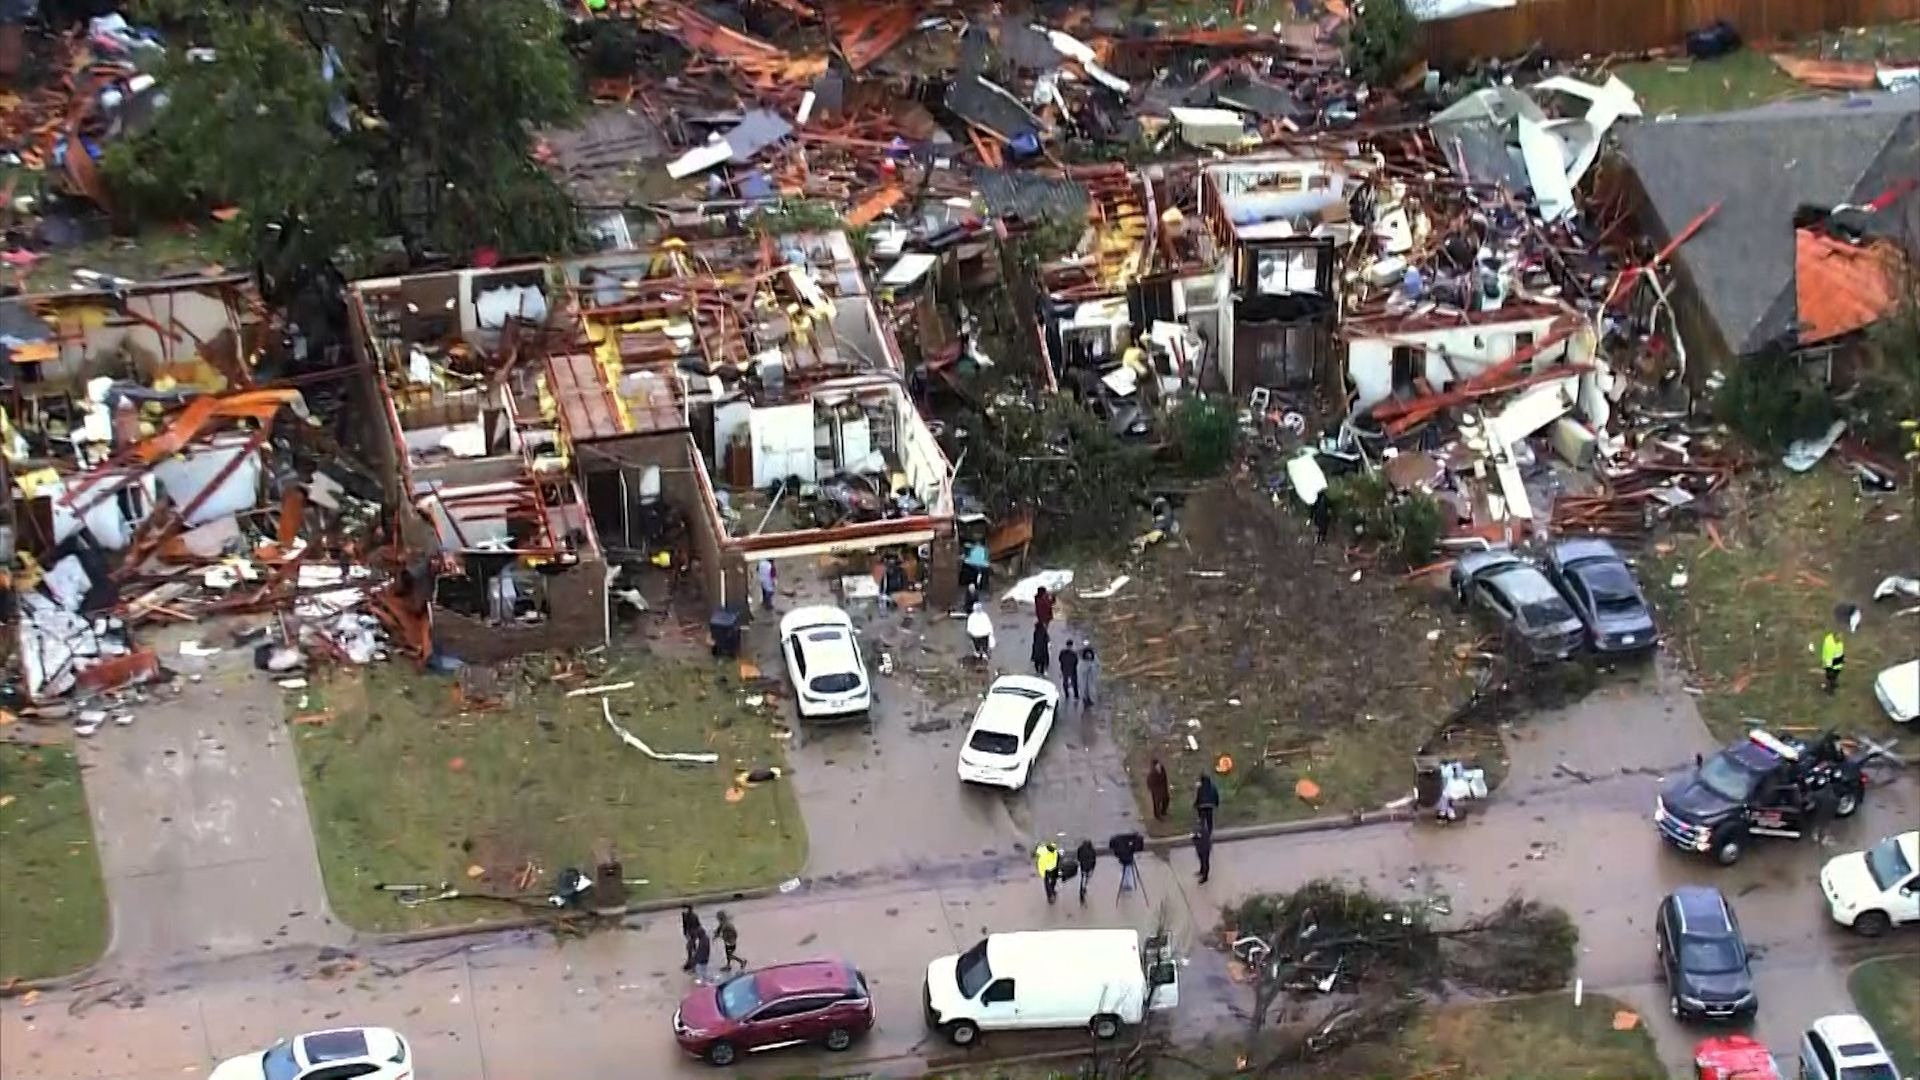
[1074,837,1099,905]
[1079,641,1099,707]
[967,603,996,662]
[1059,639,1081,701]
[1194,774,1221,833]
[1035,841,1061,904]
[690,922,715,985]
[1034,586,1055,631]
[1193,824,1213,884]
[1309,491,1332,544]
[715,910,745,972]
[1030,622,1051,677]
[1806,780,1841,845]
[756,558,777,611]
[1109,830,1145,898]
[680,905,701,972]
[1147,759,1171,820]
[1820,627,1846,693]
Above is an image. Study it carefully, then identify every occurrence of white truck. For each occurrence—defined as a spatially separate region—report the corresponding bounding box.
[922,928,1178,1046]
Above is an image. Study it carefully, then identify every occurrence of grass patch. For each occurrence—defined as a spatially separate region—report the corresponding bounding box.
[1649,466,1917,745]
[1607,22,1920,116]
[294,651,806,933]
[0,743,109,983]
[1852,956,1920,1076]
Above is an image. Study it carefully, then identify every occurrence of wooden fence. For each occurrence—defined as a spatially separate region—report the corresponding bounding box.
[1419,0,1920,66]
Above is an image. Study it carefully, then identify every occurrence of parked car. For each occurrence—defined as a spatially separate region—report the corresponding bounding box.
[923,929,1178,1046]
[1821,830,1920,937]
[672,959,875,1067]
[1656,729,1871,865]
[1449,548,1586,662]
[1799,1014,1901,1080]
[1874,659,1918,723]
[209,1027,412,1080]
[1543,537,1656,653]
[1692,1034,1780,1080]
[1654,885,1756,1021]
[956,675,1060,790]
[779,606,871,721]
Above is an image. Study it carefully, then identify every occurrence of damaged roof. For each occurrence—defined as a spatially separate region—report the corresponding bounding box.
[1795,229,1907,345]
[1618,94,1920,356]
[972,167,1089,222]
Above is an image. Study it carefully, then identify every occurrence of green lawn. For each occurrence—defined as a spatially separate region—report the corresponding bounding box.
[294,651,807,933]
[1649,466,1917,744]
[0,743,109,983]
[1852,956,1920,1077]
[1609,22,1920,116]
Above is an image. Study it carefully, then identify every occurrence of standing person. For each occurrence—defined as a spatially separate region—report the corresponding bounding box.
[1035,841,1061,904]
[1034,586,1055,631]
[1109,830,1145,897]
[1820,627,1846,693]
[1030,621,1051,677]
[1058,639,1081,702]
[967,603,996,662]
[1194,774,1221,834]
[1079,641,1099,707]
[1806,779,1841,845]
[1146,759,1171,821]
[756,558,777,611]
[680,905,700,972]
[690,922,715,985]
[1309,491,1332,544]
[715,910,745,972]
[1192,824,1213,884]
[1074,837,1099,905]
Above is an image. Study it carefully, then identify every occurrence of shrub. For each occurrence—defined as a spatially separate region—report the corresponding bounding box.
[1327,471,1442,568]
[1711,347,1835,452]
[1344,0,1420,87]
[1169,396,1236,475]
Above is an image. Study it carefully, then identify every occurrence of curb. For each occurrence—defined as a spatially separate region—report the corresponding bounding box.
[1142,805,1414,851]
[357,880,793,949]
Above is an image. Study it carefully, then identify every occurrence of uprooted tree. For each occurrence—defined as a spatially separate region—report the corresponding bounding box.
[104,0,581,272]
[1222,880,1577,1074]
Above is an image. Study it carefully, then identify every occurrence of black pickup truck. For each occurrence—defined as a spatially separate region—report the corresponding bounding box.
[1655,730,1873,866]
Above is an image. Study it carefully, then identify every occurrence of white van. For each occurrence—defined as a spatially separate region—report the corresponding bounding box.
[922,929,1179,1046]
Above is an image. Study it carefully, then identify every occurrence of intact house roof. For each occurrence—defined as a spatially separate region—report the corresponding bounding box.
[1617,94,1920,357]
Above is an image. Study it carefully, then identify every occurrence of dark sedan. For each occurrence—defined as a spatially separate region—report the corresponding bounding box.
[673,959,875,1067]
[1545,538,1657,653]
[1655,886,1757,1021]
[1450,548,1586,662]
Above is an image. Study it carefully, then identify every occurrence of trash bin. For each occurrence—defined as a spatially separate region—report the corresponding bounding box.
[1414,754,1444,808]
[709,608,742,659]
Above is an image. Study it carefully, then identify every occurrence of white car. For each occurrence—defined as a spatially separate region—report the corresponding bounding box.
[1874,659,1918,723]
[1821,831,1920,937]
[210,1027,412,1080]
[1799,1014,1900,1080]
[957,675,1059,789]
[779,606,871,721]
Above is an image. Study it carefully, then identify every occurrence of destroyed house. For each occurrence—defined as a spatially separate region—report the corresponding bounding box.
[347,229,957,656]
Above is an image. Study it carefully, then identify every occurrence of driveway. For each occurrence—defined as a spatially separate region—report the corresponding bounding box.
[74,624,344,970]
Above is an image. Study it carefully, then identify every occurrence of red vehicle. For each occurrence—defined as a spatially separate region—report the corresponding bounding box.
[1694,1034,1782,1080]
[672,959,875,1067]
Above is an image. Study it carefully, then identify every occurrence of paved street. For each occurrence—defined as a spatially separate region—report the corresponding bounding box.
[5,667,1913,1080]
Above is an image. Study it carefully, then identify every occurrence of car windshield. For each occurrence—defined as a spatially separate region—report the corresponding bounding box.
[1698,754,1761,802]
[1866,837,1914,892]
[969,729,1020,756]
[261,1044,300,1080]
[1678,935,1744,974]
[1838,1064,1897,1080]
[810,672,860,695]
[716,975,764,1020]
[956,939,994,999]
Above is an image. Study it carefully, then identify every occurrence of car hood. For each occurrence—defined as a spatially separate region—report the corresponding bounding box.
[208,1052,268,1080]
[1683,969,1754,1001]
[1821,851,1879,904]
[1660,773,1739,822]
[924,954,963,1015]
[676,986,727,1035]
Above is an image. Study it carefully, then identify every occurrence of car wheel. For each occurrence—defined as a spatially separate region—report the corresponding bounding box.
[1091,1014,1120,1040]
[947,1020,979,1046]
[705,1041,737,1067]
[1853,910,1892,938]
[824,1027,855,1052]
[1712,838,1742,866]
[1835,790,1860,818]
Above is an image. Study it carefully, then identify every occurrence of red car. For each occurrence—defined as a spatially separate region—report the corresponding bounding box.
[1694,1034,1781,1080]
[672,959,875,1067]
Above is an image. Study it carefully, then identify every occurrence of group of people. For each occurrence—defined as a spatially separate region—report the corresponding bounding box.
[1147,759,1221,884]
[679,906,744,985]
[1031,763,1225,904]
[965,585,1102,708]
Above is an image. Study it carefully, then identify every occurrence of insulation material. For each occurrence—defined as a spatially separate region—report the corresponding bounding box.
[153,441,265,526]
[749,402,817,488]
[474,284,549,329]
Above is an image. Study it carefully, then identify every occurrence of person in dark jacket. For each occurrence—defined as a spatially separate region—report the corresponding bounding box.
[1059,640,1081,701]
[1034,586,1055,630]
[1030,622,1051,677]
[1109,831,1145,897]
[1147,759,1171,820]
[680,905,700,972]
[1309,491,1332,544]
[1193,825,1213,884]
[1074,837,1099,905]
[1194,774,1221,834]
[690,924,715,985]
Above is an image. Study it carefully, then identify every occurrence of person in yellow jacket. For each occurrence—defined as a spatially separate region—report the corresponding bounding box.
[1820,630,1846,694]
[1034,841,1061,905]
